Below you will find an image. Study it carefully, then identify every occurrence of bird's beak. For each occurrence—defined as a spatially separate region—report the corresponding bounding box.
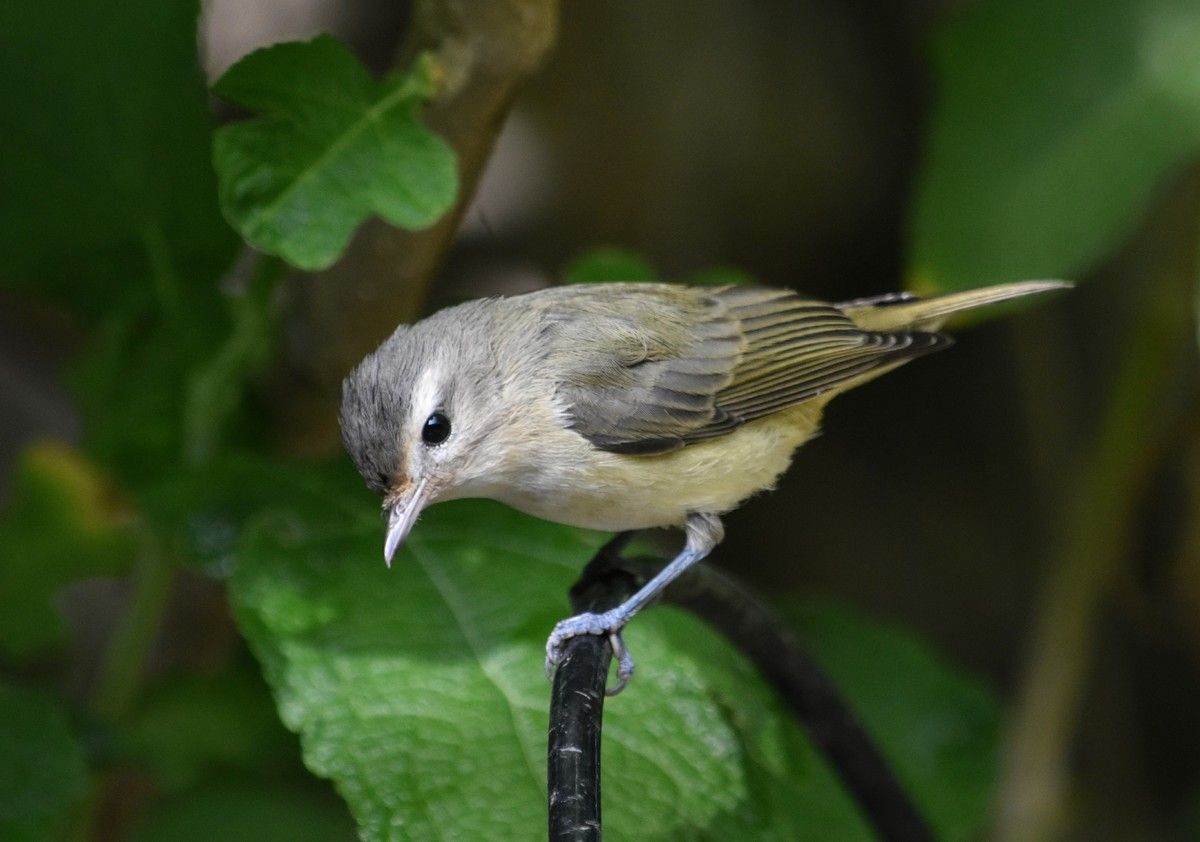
[383,477,430,567]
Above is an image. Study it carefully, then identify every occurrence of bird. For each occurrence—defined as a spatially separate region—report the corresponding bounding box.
[339,279,1068,693]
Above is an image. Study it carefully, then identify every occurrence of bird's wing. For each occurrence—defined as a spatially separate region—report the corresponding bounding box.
[550,284,948,455]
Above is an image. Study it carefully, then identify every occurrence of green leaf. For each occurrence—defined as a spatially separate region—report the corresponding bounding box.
[0,0,248,487]
[562,247,661,283]
[71,306,220,485]
[687,265,756,287]
[563,249,754,287]
[232,492,999,839]
[181,256,283,465]
[909,0,1200,291]
[69,257,280,488]
[123,667,302,792]
[141,454,362,576]
[130,781,355,842]
[0,0,236,315]
[213,37,458,270]
[784,601,1001,840]
[0,682,89,841]
[0,444,137,657]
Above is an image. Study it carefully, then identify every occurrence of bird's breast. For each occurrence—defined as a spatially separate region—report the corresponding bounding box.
[458,402,825,532]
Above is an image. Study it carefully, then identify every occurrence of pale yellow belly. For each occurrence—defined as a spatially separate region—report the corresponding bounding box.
[491,402,825,532]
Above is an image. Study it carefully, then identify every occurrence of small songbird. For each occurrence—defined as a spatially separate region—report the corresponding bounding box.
[340,280,1067,692]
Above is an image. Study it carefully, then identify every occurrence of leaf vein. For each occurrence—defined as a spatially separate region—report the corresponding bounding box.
[406,535,546,801]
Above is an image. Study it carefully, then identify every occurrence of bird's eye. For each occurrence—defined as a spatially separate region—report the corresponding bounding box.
[422,411,451,445]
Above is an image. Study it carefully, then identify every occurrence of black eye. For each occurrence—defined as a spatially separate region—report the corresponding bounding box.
[422,412,451,445]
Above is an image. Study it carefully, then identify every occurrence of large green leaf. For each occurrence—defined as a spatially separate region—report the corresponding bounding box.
[212,37,458,270]
[232,493,999,839]
[0,682,89,841]
[910,0,1200,291]
[0,0,235,316]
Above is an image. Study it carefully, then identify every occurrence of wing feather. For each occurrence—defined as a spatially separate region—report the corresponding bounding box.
[548,284,947,455]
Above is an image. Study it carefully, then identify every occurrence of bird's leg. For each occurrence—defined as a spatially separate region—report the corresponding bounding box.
[545,512,724,694]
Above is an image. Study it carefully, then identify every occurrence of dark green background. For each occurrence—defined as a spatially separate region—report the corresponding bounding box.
[2,1,1198,839]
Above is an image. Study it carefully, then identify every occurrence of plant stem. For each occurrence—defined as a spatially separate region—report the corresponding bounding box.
[1009,308,1082,511]
[140,224,183,325]
[183,250,283,464]
[1170,416,1200,658]
[993,179,1198,841]
[91,250,281,724]
[92,532,174,722]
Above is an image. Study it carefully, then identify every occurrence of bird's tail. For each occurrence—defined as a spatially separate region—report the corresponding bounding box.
[837,280,1071,332]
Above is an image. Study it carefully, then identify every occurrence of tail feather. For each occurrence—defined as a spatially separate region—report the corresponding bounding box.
[837,280,1071,332]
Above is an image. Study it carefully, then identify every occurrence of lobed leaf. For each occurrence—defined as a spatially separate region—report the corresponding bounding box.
[212,37,458,270]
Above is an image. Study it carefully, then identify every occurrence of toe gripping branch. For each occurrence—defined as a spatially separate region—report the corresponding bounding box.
[545,533,937,842]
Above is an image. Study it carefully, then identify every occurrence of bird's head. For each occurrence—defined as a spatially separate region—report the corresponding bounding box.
[339,303,508,565]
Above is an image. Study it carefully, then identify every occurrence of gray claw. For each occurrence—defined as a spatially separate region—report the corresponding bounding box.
[605,632,635,696]
[544,610,636,694]
[545,611,603,679]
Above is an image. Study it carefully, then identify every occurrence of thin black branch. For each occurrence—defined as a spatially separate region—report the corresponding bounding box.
[547,534,635,842]
[547,541,936,842]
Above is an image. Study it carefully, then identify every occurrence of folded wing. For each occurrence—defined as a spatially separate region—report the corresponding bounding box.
[552,284,947,455]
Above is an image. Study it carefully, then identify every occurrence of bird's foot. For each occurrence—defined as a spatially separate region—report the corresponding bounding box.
[545,610,636,696]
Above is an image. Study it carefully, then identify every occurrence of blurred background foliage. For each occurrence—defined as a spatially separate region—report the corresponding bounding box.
[1,0,1199,839]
